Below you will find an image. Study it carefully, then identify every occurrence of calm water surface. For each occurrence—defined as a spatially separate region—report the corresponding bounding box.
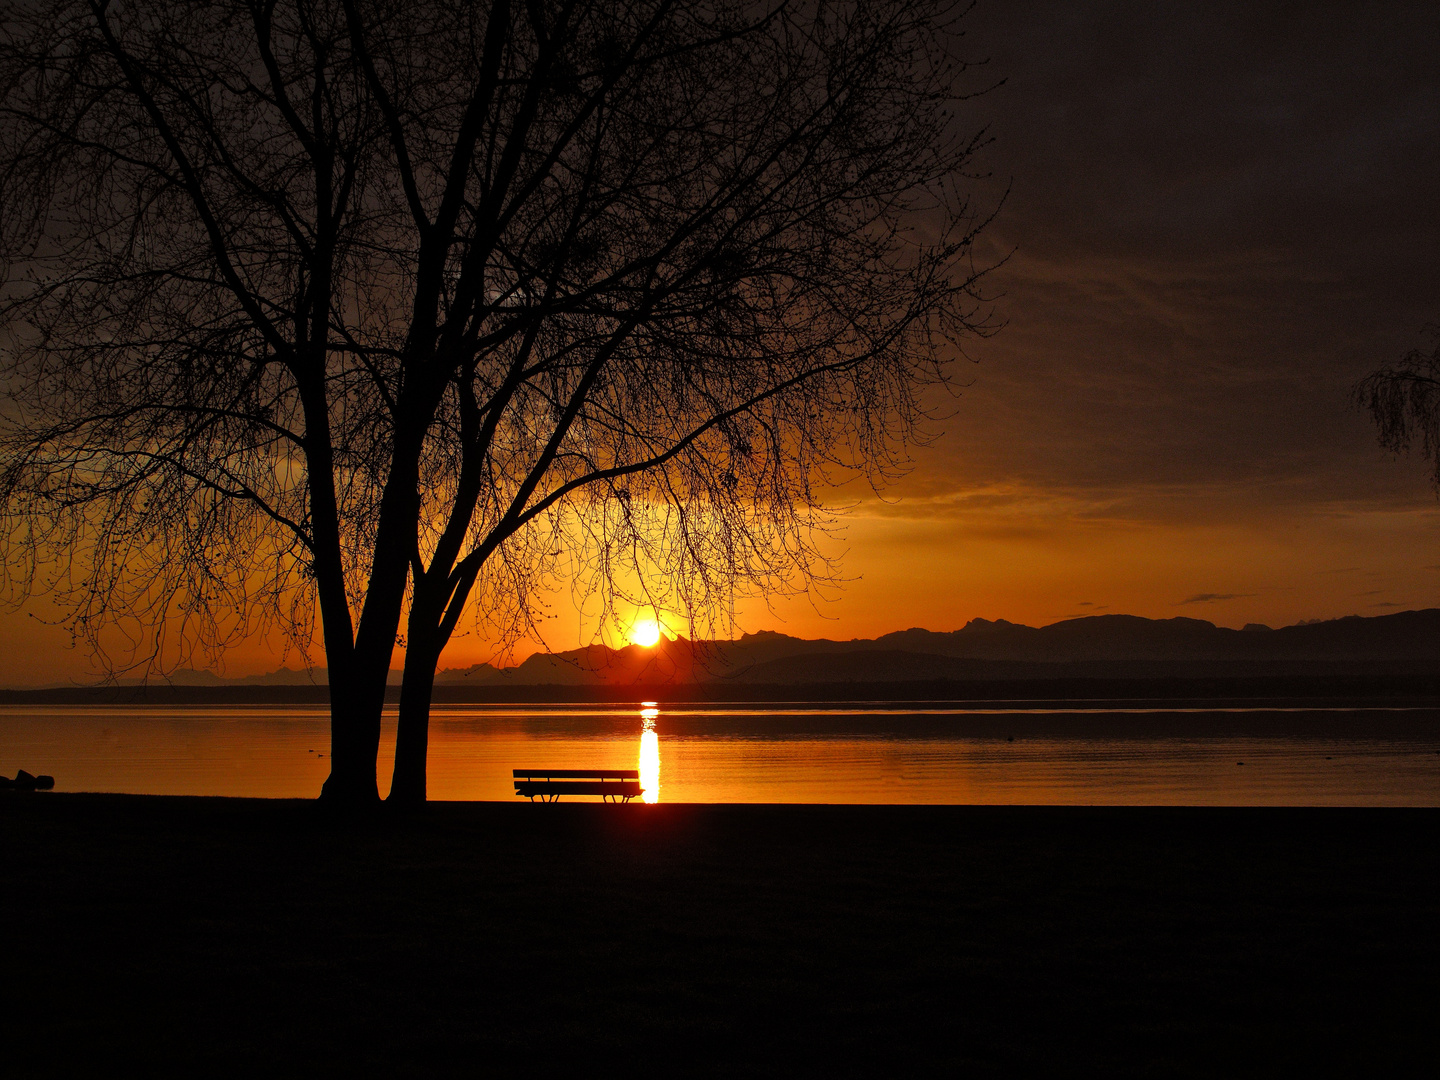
[3,702,1439,805]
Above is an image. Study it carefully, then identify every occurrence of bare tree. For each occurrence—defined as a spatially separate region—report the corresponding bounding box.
[1355,328,1440,490]
[0,0,997,806]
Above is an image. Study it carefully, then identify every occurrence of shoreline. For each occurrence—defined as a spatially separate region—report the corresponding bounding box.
[5,794,1436,1071]
[6,671,1440,706]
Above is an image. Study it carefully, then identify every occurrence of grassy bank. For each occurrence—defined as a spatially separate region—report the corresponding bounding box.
[3,795,1436,1073]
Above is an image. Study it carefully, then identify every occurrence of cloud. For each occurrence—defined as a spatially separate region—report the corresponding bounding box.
[1372,601,1402,608]
[937,0,1440,520]
[1179,592,1256,604]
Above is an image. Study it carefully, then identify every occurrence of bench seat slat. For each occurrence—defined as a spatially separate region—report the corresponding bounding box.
[512,768,639,780]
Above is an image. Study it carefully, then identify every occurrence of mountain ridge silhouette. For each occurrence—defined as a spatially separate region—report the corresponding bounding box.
[51,609,1433,691]
[433,608,1440,686]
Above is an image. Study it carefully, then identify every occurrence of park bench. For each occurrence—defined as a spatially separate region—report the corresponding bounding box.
[513,768,643,802]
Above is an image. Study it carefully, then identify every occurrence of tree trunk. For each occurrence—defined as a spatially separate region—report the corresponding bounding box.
[325,416,426,807]
[389,630,440,805]
[318,655,384,807]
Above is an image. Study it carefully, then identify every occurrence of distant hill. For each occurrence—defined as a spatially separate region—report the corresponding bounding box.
[118,666,402,688]
[17,609,1438,693]
[435,609,1440,686]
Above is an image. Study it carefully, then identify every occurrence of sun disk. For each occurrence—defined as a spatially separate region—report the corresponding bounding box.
[630,619,661,647]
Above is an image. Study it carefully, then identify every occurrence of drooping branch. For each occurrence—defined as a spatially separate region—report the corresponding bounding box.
[1354,331,1440,490]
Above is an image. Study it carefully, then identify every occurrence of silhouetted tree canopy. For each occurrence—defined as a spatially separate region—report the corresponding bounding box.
[1355,329,1440,490]
[0,0,997,804]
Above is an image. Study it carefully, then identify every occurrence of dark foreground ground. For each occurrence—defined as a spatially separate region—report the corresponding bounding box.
[3,796,1436,1075]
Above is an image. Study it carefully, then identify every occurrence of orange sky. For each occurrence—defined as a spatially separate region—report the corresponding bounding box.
[4,468,1435,686]
[3,1,1438,686]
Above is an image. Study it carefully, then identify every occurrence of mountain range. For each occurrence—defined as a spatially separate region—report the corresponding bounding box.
[131,609,1439,689]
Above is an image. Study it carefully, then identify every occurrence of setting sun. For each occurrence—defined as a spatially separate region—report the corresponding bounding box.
[629,619,661,647]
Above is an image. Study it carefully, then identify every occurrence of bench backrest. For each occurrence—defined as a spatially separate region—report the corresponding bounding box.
[513,768,640,780]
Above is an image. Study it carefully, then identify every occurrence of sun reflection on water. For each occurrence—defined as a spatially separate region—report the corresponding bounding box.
[639,702,659,803]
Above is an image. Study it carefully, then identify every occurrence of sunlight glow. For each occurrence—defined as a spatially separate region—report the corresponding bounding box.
[630,618,661,647]
[640,708,659,803]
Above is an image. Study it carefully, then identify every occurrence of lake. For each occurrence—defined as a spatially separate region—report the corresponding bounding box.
[3,702,1439,804]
